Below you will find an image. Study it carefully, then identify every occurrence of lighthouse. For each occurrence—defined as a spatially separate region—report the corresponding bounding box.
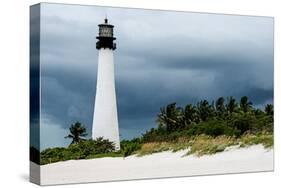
[92,18,120,150]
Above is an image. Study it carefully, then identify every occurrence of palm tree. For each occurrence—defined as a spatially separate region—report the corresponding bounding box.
[226,96,237,114]
[184,104,198,125]
[240,96,253,113]
[197,100,213,121]
[215,97,225,116]
[65,122,88,144]
[265,104,273,116]
[156,103,183,132]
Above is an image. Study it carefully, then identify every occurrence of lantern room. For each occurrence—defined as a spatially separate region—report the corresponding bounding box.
[96,18,116,50]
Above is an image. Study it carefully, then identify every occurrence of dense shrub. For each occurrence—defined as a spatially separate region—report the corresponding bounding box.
[40,137,115,165]
[40,147,68,164]
[185,120,233,137]
[121,138,142,157]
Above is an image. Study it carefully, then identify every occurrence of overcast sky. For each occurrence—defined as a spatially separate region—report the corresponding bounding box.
[35,3,273,150]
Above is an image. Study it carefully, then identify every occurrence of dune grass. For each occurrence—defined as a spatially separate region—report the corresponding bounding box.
[137,133,273,157]
[239,133,273,148]
[85,152,124,159]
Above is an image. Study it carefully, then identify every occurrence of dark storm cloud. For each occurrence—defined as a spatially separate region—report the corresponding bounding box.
[38,3,274,149]
[30,5,41,150]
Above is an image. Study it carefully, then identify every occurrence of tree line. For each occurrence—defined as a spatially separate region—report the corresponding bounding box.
[142,96,273,142]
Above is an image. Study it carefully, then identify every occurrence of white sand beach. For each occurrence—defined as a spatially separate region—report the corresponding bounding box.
[35,144,273,185]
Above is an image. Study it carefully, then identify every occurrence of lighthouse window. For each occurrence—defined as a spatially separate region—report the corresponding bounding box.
[100,27,112,37]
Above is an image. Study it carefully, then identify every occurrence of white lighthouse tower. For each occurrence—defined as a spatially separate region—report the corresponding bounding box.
[92,18,120,150]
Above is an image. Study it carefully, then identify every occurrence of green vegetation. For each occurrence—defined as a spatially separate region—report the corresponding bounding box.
[39,96,273,165]
[143,96,273,142]
[41,137,117,165]
[121,138,142,157]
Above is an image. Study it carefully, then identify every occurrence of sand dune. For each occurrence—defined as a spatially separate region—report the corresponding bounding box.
[34,144,273,185]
